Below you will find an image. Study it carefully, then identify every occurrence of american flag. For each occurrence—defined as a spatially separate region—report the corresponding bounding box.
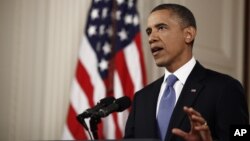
[62,0,146,139]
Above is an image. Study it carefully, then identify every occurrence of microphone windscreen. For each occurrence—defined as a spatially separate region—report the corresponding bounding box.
[100,96,116,105]
[116,96,131,112]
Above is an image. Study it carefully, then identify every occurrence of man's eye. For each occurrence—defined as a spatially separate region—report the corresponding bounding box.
[146,30,151,35]
[158,25,166,30]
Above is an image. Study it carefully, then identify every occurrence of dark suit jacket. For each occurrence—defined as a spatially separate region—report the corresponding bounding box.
[124,62,249,141]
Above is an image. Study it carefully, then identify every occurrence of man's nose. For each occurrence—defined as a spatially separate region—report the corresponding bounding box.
[148,31,158,44]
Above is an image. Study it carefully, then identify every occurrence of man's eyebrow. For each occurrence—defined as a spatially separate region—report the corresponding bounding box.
[155,23,168,28]
[146,23,168,31]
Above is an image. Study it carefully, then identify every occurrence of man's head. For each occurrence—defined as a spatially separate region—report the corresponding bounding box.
[151,4,196,31]
[146,4,197,72]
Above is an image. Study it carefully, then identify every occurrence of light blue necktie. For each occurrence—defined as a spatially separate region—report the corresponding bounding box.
[157,74,178,141]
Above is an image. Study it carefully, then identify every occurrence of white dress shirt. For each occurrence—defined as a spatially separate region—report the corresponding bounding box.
[156,57,196,116]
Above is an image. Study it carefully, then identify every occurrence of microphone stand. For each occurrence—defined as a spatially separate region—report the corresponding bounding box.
[90,116,101,140]
[76,115,94,140]
[77,115,89,130]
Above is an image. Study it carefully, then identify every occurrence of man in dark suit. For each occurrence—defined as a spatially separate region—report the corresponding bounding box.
[124,3,249,141]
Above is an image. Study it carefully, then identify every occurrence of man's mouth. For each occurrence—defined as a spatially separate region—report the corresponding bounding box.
[151,47,163,55]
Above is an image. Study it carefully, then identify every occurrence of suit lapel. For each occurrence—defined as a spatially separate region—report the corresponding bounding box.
[169,82,203,127]
[148,76,164,114]
[166,62,207,140]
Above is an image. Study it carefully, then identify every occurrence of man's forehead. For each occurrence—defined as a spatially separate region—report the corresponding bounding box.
[147,10,181,27]
[147,10,174,24]
[148,9,176,21]
[149,9,174,17]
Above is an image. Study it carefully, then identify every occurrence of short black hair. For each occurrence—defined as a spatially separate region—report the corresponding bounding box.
[151,3,196,29]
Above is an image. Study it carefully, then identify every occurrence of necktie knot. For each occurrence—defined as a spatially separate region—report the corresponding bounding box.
[166,74,178,87]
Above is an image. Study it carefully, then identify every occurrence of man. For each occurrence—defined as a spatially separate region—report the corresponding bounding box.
[124,3,249,141]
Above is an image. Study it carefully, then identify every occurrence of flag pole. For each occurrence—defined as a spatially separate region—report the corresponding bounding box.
[106,0,118,97]
[89,1,118,139]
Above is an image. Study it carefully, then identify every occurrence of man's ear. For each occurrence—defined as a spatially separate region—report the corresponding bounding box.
[184,26,196,44]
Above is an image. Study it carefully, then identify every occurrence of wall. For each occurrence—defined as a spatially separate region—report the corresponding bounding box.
[0,0,246,140]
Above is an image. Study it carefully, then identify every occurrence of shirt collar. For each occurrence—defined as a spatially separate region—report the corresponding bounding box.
[164,57,196,85]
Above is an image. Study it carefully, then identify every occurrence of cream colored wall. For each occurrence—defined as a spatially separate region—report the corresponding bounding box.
[0,0,247,140]
[139,0,245,82]
[0,0,89,140]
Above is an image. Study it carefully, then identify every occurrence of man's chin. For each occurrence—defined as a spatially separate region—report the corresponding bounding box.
[155,62,167,67]
[154,59,170,67]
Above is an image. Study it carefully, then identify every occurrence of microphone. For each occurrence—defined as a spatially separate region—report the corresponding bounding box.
[92,96,131,118]
[77,96,115,119]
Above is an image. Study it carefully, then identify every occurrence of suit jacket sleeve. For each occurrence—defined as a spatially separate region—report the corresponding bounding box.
[214,78,249,141]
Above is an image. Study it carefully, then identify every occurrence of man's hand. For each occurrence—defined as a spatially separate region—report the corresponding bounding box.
[172,106,213,141]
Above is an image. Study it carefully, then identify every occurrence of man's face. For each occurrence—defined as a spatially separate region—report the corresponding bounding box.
[146,9,192,71]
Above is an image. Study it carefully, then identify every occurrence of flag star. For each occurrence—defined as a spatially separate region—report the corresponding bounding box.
[128,0,133,8]
[103,42,111,54]
[102,8,108,19]
[133,15,139,26]
[107,26,113,37]
[94,0,101,3]
[91,9,99,20]
[116,10,121,20]
[125,14,133,24]
[117,0,124,5]
[88,25,97,36]
[99,59,108,71]
[96,42,101,52]
[118,29,127,41]
[99,25,105,35]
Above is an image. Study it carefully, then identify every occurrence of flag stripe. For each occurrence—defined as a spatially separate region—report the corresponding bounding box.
[114,70,130,136]
[97,120,105,139]
[115,51,135,100]
[117,110,129,135]
[62,125,73,139]
[79,36,106,103]
[113,71,125,138]
[134,33,147,85]
[70,78,89,116]
[113,113,123,138]
[113,51,135,139]
[124,41,144,92]
[67,105,87,139]
[76,60,94,107]
[102,114,116,138]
